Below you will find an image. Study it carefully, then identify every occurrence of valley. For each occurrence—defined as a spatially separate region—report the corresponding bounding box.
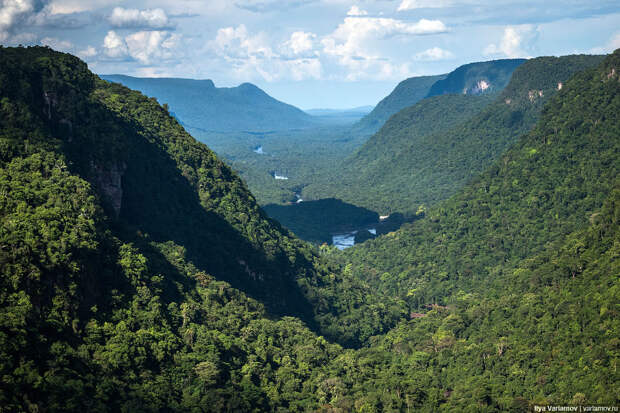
[0,42,618,412]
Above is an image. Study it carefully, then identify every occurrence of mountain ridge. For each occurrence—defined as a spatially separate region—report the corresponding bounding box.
[304,54,604,215]
[100,74,315,132]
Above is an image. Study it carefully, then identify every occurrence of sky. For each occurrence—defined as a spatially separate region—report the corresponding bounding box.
[1,0,619,109]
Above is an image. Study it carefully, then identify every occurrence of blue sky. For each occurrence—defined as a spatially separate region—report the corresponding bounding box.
[1,0,619,108]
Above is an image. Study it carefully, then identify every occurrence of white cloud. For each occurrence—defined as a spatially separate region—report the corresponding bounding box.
[280,31,317,57]
[415,46,454,60]
[321,15,447,80]
[102,30,180,64]
[108,7,171,29]
[46,0,117,14]
[103,30,128,59]
[347,5,367,16]
[125,31,180,64]
[484,25,538,58]
[213,24,276,59]
[210,24,321,81]
[0,0,35,41]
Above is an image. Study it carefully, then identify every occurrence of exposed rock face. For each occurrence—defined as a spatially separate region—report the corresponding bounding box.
[92,162,126,218]
[467,79,490,94]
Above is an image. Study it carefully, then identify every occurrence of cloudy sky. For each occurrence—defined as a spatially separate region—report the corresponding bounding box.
[1,0,619,108]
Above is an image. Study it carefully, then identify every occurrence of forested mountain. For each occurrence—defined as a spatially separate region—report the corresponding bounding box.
[0,47,406,410]
[1,46,618,412]
[426,58,526,97]
[101,74,315,132]
[352,74,445,135]
[331,49,619,408]
[304,54,604,215]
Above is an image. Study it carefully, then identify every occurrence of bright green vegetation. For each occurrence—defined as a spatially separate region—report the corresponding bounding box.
[1,46,619,412]
[0,47,407,410]
[189,125,369,205]
[426,58,526,97]
[336,52,619,409]
[263,198,379,244]
[101,75,315,132]
[304,54,604,215]
[353,74,445,135]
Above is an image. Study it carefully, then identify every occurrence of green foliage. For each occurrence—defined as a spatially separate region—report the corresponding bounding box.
[1,46,618,412]
[190,124,368,206]
[0,46,406,411]
[305,54,604,215]
[353,74,445,135]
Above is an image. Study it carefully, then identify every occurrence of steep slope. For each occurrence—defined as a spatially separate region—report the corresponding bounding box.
[0,47,407,410]
[304,54,604,215]
[342,50,618,307]
[100,74,315,132]
[1,46,618,413]
[426,58,526,97]
[315,49,619,410]
[353,74,445,135]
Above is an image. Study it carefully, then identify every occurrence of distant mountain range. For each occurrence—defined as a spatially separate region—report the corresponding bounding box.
[352,74,445,135]
[100,75,316,132]
[352,58,527,136]
[304,106,374,116]
[304,54,603,215]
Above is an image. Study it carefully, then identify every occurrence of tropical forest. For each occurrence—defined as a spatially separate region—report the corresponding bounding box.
[0,1,618,412]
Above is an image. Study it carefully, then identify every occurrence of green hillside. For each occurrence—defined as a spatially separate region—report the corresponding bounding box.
[1,46,618,412]
[100,75,315,132]
[352,74,445,135]
[329,50,620,408]
[304,54,604,215]
[341,51,618,309]
[0,47,407,410]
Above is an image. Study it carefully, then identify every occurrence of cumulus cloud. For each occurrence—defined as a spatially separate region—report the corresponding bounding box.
[103,30,129,59]
[213,24,276,59]
[483,25,538,58]
[0,0,36,41]
[414,46,454,60]
[46,0,117,14]
[103,30,181,64]
[347,5,367,16]
[280,31,317,58]
[210,24,321,81]
[108,7,172,29]
[125,31,180,64]
[321,15,447,79]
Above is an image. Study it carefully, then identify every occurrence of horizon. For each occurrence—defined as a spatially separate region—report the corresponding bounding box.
[1,0,618,108]
[95,52,595,110]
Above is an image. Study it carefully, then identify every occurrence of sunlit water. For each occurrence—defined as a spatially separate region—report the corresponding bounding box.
[333,228,376,250]
[332,233,356,250]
